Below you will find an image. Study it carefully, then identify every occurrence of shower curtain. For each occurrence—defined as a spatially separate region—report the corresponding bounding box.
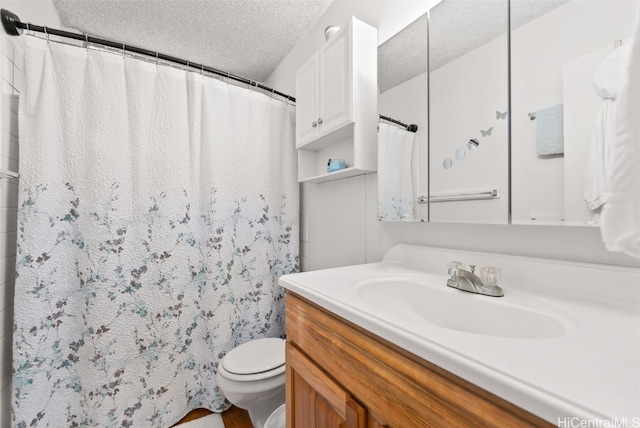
[12,37,298,427]
[377,123,417,221]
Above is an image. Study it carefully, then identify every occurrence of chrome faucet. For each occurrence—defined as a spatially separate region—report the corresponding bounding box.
[447,263,504,297]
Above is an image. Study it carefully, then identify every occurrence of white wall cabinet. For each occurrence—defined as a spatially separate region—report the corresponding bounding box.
[296,17,377,184]
[296,32,351,147]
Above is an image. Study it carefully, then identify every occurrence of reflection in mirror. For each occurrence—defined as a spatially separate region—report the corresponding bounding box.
[428,0,509,224]
[377,13,428,222]
[511,0,637,226]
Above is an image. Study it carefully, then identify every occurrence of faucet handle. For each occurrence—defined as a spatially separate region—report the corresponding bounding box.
[469,264,476,274]
[447,261,465,273]
[480,266,501,287]
[447,261,465,269]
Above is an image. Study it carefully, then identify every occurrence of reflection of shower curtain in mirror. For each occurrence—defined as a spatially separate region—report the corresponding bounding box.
[378,123,417,221]
[13,36,298,426]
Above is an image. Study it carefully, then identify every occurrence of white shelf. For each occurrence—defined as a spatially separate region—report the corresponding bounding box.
[296,123,354,151]
[299,167,375,184]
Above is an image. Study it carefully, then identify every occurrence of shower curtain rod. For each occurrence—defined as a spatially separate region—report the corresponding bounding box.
[380,114,418,133]
[0,8,296,102]
[1,8,418,130]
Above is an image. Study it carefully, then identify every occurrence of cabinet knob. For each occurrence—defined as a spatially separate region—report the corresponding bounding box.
[318,118,323,125]
[312,121,317,128]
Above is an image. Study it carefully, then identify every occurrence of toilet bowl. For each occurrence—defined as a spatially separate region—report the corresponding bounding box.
[216,337,286,428]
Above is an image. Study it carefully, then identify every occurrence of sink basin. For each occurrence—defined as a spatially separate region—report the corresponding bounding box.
[356,277,566,339]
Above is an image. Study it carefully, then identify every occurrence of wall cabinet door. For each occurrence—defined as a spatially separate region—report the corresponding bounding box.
[286,343,366,428]
[296,52,320,146]
[318,29,352,137]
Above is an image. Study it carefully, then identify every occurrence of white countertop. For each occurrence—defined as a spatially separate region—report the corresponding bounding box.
[279,245,640,424]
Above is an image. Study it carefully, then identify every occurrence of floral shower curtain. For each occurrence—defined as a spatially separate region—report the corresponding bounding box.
[12,36,298,427]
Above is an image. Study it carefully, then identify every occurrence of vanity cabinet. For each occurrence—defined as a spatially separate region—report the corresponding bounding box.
[286,343,366,427]
[285,292,552,427]
[295,16,377,184]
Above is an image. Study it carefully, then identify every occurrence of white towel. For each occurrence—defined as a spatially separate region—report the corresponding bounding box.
[584,44,631,212]
[599,4,640,260]
[377,123,417,221]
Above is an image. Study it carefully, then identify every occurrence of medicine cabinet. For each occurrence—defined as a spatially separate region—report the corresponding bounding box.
[377,0,636,226]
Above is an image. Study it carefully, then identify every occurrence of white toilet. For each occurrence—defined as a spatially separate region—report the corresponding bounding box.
[216,337,286,428]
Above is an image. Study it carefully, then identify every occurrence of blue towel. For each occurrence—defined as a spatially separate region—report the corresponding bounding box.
[535,104,564,155]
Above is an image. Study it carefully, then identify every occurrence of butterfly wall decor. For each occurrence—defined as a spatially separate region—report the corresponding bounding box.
[480,127,494,137]
[441,108,505,170]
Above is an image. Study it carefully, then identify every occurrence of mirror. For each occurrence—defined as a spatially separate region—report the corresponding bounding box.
[377,13,428,222]
[510,0,637,226]
[428,0,510,224]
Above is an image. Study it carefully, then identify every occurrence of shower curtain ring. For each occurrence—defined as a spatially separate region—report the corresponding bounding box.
[155,52,159,66]
[200,64,204,76]
[84,33,89,49]
[43,26,49,42]
[122,44,125,57]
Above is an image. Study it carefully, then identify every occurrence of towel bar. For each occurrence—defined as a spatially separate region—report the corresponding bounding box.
[418,189,499,203]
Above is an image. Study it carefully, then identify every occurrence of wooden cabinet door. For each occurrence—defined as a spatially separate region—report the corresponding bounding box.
[318,28,352,136]
[286,343,365,428]
[295,52,319,146]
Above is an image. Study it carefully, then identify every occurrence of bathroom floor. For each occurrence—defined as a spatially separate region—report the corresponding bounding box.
[173,406,252,427]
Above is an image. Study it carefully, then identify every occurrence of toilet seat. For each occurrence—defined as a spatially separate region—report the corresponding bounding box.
[219,338,285,382]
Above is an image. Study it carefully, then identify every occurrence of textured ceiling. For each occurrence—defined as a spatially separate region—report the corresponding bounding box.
[52,0,571,94]
[378,13,427,94]
[378,0,570,93]
[52,0,332,82]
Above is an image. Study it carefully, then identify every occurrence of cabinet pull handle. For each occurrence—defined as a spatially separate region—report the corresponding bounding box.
[318,118,323,125]
[312,121,317,128]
